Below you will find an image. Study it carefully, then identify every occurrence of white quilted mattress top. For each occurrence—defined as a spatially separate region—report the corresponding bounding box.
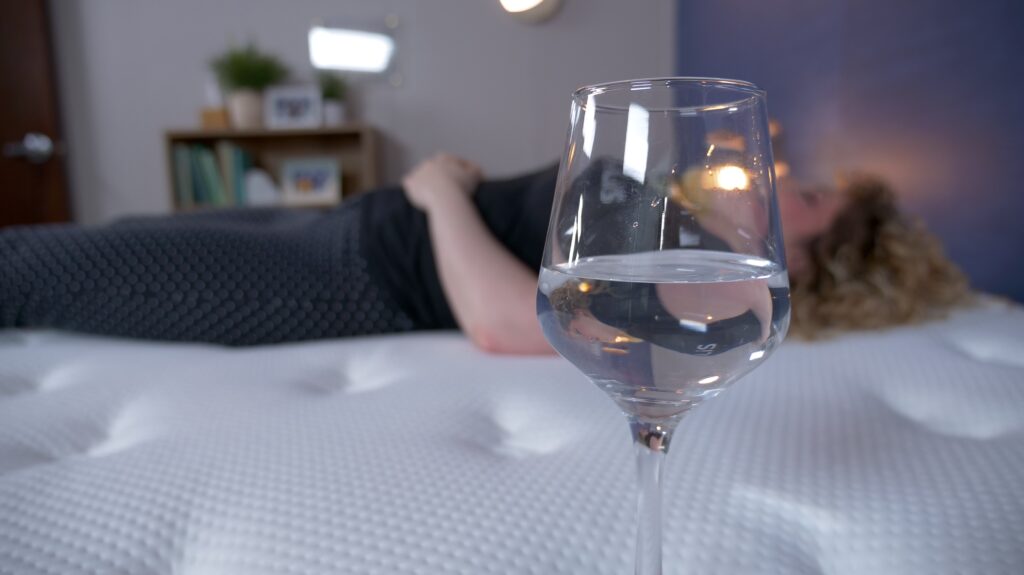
[1,303,1023,574]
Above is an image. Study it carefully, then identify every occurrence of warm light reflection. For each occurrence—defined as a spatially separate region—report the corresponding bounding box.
[577,281,592,293]
[716,165,749,190]
[602,346,629,355]
[774,161,790,179]
[672,162,755,216]
[707,131,746,152]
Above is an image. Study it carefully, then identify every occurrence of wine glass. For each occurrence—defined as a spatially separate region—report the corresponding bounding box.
[537,78,789,574]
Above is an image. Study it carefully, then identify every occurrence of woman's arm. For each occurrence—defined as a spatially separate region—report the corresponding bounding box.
[403,154,553,355]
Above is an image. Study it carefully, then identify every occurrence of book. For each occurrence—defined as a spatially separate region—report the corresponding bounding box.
[215,141,237,206]
[233,147,249,205]
[189,146,207,205]
[172,144,194,209]
[198,147,228,206]
[174,142,259,208]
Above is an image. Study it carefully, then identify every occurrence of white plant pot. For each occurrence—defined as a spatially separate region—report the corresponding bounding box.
[227,90,263,130]
[323,100,347,127]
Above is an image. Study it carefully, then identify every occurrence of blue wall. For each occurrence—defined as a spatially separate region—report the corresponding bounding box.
[677,0,1024,301]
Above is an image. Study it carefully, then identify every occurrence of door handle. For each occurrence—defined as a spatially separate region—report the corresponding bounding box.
[3,132,55,164]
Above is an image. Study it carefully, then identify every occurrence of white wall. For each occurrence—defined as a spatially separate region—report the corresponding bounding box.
[50,0,676,224]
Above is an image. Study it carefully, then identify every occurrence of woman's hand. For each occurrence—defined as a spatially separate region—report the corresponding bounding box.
[402,153,483,213]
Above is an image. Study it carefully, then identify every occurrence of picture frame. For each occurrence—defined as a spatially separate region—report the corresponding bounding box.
[264,85,322,130]
[280,157,341,207]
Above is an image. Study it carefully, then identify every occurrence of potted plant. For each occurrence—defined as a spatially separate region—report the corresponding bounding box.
[319,72,348,127]
[211,44,288,129]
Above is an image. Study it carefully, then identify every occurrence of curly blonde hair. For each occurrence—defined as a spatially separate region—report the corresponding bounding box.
[789,178,972,339]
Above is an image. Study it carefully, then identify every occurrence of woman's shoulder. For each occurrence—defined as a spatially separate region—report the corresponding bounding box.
[475,163,558,201]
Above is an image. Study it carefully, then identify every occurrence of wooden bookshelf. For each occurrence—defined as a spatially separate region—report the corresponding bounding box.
[165,125,378,211]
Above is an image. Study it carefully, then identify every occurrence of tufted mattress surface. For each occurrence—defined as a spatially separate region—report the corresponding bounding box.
[1,303,1023,574]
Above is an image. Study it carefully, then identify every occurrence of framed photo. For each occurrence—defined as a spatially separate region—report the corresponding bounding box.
[281,157,341,206]
[264,85,322,130]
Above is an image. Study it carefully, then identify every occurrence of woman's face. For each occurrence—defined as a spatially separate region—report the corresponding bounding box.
[777,180,847,274]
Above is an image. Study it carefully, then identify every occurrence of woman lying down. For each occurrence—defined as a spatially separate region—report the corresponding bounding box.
[0,153,969,353]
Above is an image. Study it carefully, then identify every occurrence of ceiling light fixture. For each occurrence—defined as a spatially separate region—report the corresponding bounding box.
[499,0,563,24]
[308,26,395,73]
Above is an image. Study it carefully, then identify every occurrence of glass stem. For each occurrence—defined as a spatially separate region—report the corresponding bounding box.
[630,418,674,575]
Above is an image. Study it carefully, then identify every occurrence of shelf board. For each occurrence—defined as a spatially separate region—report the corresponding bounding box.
[167,125,367,140]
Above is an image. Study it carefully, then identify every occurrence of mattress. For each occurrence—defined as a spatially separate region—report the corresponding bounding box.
[1,302,1022,574]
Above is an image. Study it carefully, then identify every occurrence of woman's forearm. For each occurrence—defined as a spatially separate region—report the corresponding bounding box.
[424,193,552,354]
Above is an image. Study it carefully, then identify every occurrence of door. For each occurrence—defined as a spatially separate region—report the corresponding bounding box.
[0,0,71,227]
